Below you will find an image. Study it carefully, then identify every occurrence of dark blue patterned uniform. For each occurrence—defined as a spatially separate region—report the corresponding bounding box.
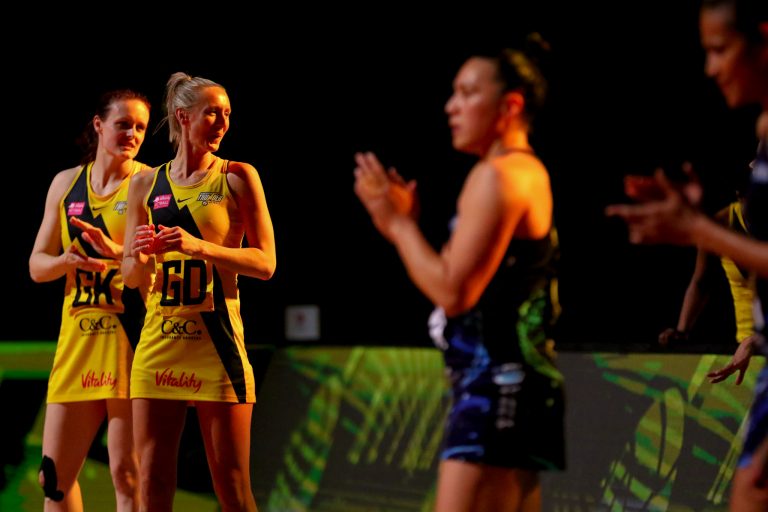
[431,225,565,470]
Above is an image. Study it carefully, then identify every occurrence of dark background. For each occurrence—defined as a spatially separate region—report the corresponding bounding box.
[6,4,763,350]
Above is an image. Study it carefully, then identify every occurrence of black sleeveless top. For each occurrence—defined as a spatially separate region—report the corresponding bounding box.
[445,226,560,373]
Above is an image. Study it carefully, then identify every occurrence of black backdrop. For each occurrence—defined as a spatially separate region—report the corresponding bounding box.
[6,3,762,349]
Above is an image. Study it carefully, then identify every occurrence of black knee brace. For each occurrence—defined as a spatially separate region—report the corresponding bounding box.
[39,455,64,502]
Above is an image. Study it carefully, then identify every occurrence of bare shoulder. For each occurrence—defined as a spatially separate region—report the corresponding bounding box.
[129,166,158,192]
[132,167,157,182]
[225,160,264,193]
[47,165,82,198]
[500,152,548,178]
[460,161,505,209]
[462,155,549,210]
[471,154,549,188]
[52,165,81,185]
[135,161,156,173]
[500,154,550,192]
[466,159,501,184]
[225,160,259,180]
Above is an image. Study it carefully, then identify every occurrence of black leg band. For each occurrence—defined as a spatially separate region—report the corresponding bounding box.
[39,455,65,502]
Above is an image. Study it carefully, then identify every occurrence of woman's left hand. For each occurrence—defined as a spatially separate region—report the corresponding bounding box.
[70,216,123,259]
[707,334,760,385]
[154,224,205,256]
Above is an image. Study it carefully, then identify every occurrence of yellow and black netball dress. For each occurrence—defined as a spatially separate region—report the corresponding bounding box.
[131,158,256,403]
[48,162,145,403]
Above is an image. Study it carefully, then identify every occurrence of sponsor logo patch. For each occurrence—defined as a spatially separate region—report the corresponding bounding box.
[197,192,224,205]
[153,194,172,209]
[155,368,203,393]
[67,201,85,216]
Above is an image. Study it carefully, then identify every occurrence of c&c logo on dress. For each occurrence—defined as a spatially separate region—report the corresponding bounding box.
[161,319,202,336]
[79,316,117,332]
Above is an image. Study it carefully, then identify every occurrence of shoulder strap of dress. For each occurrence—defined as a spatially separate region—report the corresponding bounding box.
[76,161,92,192]
[731,201,749,233]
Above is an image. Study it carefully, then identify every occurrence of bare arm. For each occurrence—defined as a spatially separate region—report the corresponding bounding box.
[659,248,722,345]
[205,162,276,279]
[153,162,276,280]
[355,152,538,316]
[667,205,735,342]
[606,170,768,277]
[693,216,768,277]
[121,170,155,289]
[680,249,718,327]
[398,163,527,315]
[29,168,107,282]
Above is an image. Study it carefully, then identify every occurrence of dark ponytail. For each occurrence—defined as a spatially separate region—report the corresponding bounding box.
[492,33,551,123]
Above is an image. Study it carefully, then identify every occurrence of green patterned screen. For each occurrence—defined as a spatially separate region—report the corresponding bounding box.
[251,348,760,512]
[0,344,760,511]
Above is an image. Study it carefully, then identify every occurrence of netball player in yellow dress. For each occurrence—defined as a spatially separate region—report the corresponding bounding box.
[30,90,151,511]
[123,72,275,512]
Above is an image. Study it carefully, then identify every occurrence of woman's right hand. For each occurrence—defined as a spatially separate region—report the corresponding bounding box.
[606,167,704,246]
[353,152,417,240]
[130,224,157,258]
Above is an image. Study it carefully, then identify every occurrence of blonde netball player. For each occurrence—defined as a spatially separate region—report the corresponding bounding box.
[122,72,275,512]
